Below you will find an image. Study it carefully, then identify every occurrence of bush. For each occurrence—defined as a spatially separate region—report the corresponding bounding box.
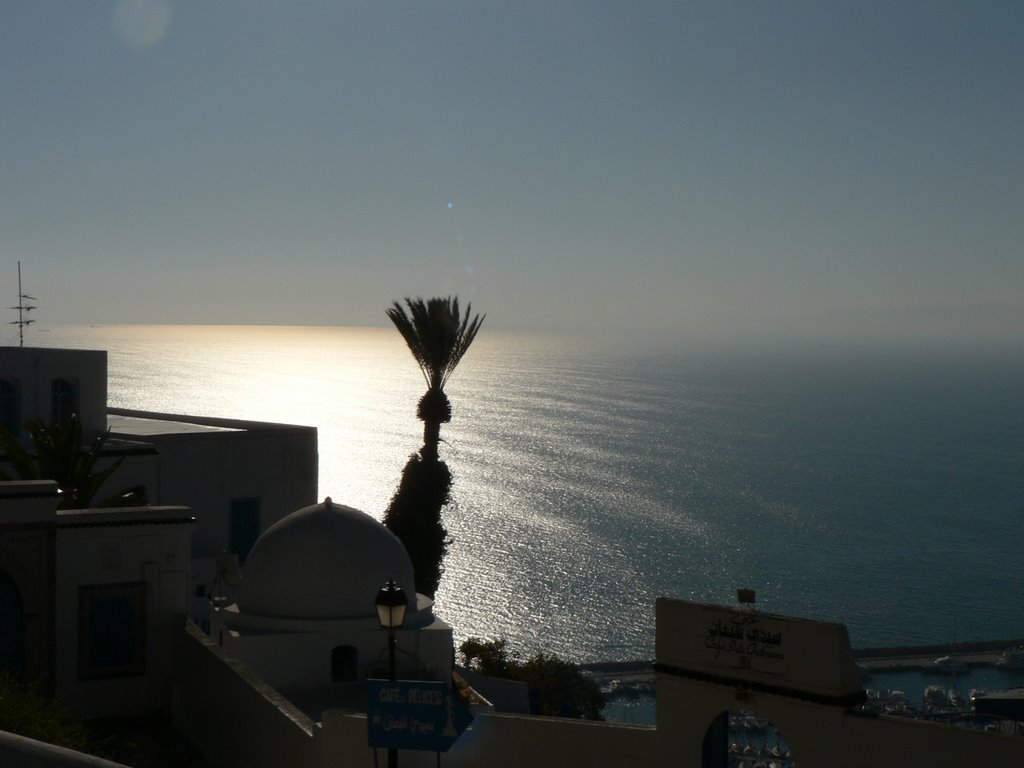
[0,672,110,757]
[459,638,605,720]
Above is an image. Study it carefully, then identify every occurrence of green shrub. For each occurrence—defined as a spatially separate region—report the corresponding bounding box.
[0,672,109,757]
[459,638,605,720]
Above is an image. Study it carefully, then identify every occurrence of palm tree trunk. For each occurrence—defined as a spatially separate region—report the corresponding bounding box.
[416,386,450,462]
[422,420,441,462]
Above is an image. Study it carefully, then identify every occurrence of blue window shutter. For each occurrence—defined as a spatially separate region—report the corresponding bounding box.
[51,378,77,424]
[87,593,137,668]
[78,583,145,679]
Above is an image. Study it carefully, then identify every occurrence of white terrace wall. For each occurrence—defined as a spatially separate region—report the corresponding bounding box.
[835,707,1024,767]
[319,709,657,767]
[174,595,1024,768]
[656,673,1024,767]
[654,597,1024,767]
[172,623,316,768]
[442,711,656,767]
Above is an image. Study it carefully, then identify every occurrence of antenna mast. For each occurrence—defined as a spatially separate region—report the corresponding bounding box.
[11,261,36,347]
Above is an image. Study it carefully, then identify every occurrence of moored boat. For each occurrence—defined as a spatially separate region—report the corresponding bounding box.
[924,685,949,708]
[995,646,1024,670]
[948,687,965,709]
[932,654,968,674]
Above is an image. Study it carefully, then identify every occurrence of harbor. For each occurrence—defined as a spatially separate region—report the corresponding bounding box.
[588,639,1024,726]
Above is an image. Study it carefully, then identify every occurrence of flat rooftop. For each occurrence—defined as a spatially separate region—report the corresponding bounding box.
[108,414,243,437]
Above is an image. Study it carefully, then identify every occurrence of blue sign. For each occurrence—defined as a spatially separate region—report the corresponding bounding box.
[367,680,473,752]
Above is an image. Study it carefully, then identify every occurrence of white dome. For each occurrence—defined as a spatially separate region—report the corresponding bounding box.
[238,499,415,620]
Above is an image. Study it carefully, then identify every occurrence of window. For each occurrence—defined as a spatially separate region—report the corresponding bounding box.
[51,378,78,424]
[230,498,261,564]
[0,380,18,435]
[78,583,146,680]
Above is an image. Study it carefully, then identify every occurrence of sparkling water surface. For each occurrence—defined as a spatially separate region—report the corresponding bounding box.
[33,325,1024,663]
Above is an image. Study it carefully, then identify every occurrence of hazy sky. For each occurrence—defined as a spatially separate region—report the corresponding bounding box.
[3,2,1022,346]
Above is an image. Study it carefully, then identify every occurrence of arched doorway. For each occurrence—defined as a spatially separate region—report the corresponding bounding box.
[703,710,796,767]
[0,569,25,677]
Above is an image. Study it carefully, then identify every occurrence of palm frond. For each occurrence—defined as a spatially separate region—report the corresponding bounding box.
[386,296,485,389]
[2,415,141,510]
[386,300,433,388]
[66,433,124,510]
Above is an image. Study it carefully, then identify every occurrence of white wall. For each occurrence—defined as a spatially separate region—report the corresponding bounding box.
[109,410,318,559]
[655,671,1024,767]
[172,624,316,768]
[178,602,1024,768]
[0,482,58,686]
[215,606,452,689]
[318,708,657,768]
[53,508,192,718]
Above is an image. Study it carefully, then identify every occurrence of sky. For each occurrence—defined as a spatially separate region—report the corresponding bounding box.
[2,1,1023,347]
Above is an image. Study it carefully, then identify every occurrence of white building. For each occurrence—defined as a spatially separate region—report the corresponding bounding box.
[1,346,318,628]
[211,498,453,691]
[0,480,191,718]
[107,408,317,564]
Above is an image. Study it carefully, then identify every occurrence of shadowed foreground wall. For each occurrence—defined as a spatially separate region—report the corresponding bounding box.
[174,620,657,768]
[172,623,315,768]
[319,708,657,767]
[172,606,1024,768]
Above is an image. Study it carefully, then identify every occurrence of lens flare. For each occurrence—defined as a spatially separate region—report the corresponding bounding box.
[113,0,171,49]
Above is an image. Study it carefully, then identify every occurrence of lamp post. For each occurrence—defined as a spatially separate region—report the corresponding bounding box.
[375,578,407,768]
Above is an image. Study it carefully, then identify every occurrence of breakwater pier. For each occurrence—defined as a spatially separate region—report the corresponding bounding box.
[585,638,1024,694]
[854,638,1024,673]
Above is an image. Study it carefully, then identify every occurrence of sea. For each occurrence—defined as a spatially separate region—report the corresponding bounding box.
[22,325,1024,675]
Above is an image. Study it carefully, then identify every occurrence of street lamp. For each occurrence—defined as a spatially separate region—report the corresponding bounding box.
[375,578,408,676]
[375,578,407,768]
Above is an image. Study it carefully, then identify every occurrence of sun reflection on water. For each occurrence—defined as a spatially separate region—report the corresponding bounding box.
[40,324,1024,664]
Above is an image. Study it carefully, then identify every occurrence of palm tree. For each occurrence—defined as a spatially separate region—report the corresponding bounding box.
[382,453,453,597]
[386,296,484,462]
[0,414,147,509]
[383,296,483,597]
